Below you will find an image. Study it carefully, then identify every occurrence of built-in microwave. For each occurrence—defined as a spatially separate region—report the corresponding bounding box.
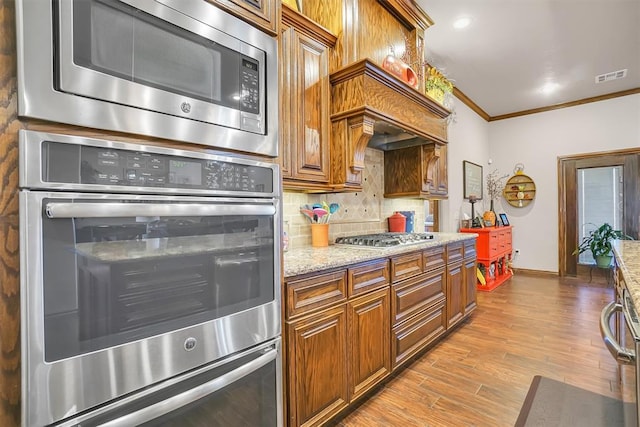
[16,0,278,157]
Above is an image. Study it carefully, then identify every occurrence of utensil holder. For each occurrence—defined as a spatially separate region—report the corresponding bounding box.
[311,223,329,247]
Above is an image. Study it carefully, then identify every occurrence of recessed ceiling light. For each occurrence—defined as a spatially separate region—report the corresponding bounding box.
[453,17,471,29]
[539,82,560,95]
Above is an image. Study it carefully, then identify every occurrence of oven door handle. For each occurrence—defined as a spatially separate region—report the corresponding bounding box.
[45,202,276,218]
[600,301,635,365]
[98,347,278,427]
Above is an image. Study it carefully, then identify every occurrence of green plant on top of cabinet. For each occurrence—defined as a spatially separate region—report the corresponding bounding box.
[280,6,337,192]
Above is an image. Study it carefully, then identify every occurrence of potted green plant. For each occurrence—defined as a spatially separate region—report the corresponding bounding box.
[572,223,633,268]
[424,66,453,104]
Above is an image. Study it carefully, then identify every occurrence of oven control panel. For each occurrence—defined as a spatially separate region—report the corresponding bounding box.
[42,141,274,194]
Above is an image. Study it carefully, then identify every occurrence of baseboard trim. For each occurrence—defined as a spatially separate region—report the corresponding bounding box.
[512,268,558,278]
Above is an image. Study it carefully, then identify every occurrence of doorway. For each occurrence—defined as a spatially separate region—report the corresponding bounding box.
[558,149,640,277]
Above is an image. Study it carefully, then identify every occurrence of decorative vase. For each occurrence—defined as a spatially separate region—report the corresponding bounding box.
[381,55,419,90]
[483,200,497,226]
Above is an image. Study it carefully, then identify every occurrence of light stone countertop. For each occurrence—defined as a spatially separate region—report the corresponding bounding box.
[613,240,640,310]
[284,232,477,278]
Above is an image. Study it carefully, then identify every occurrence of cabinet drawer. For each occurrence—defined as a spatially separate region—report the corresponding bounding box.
[447,242,464,263]
[423,245,446,273]
[390,252,424,283]
[286,270,347,319]
[391,268,445,326]
[348,259,390,297]
[391,302,446,369]
[463,240,477,259]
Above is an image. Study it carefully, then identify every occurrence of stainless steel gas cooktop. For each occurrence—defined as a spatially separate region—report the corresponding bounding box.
[335,232,435,248]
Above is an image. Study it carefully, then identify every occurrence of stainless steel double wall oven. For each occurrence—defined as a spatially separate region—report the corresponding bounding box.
[19,130,282,426]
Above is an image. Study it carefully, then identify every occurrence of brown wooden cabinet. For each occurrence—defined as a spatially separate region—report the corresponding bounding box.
[284,240,477,426]
[348,288,391,401]
[284,261,390,426]
[464,257,478,314]
[446,261,465,329]
[280,6,336,191]
[390,267,446,368]
[286,305,349,427]
[383,143,448,199]
[206,0,279,36]
[446,241,477,328]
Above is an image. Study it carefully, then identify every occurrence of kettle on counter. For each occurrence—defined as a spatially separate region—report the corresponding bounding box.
[388,212,406,233]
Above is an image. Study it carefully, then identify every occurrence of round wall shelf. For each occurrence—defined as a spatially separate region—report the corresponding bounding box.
[503,173,536,208]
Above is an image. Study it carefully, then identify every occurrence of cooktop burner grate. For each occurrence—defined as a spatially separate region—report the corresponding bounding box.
[335,232,434,247]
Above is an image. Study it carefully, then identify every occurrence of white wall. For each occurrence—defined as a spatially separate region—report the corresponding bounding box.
[487,94,640,272]
[441,100,491,232]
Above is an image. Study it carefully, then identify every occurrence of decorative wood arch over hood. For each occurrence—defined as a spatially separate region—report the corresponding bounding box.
[329,58,451,191]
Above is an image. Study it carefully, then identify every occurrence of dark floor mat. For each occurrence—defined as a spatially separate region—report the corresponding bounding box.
[515,375,633,426]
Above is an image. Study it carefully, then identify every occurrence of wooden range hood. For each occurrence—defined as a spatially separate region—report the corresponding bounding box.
[329,58,451,191]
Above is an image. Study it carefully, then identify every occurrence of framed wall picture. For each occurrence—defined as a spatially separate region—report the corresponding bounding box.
[463,160,483,199]
[499,213,509,226]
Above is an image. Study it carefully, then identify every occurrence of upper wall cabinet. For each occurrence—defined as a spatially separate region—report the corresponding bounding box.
[279,5,337,192]
[206,0,279,36]
[300,0,449,192]
[301,0,432,75]
[383,143,448,199]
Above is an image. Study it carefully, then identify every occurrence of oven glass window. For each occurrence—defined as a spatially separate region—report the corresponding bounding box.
[41,200,275,361]
[83,347,278,426]
[69,0,257,112]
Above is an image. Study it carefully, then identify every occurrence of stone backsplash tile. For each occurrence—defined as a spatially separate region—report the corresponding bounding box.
[284,148,427,249]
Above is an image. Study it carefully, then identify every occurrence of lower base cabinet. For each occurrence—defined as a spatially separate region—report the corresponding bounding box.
[464,258,478,313]
[286,306,349,427]
[348,288,391,401]
[446,261,465,328]
[284,240,477,426]
[286,288,391,427]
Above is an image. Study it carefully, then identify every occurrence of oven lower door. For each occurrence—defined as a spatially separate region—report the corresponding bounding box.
[20,191,281,426]
[58,338,282,427]
[600,300,640,427]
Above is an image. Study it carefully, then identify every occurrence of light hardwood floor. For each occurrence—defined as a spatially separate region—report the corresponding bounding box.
[337,274,620,426]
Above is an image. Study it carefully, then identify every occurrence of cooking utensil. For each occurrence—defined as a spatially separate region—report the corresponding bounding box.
[300,208,315,223]
[313,208,328,223]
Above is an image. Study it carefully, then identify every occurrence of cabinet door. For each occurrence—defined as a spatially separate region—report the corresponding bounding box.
[206,0,278,36]
[424,144,448,198]
[280,19,331,188]
[447,261,465,328]
[463,258,477,315]
[287,306,348,427]
[348,288,391,401]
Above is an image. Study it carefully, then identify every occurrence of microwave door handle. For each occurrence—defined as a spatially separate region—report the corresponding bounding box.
[97,348,278,427]
[45,202,276,218]
[600,301,636,365]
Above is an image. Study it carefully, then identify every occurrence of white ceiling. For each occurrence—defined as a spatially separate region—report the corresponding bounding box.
[416,0,640,118]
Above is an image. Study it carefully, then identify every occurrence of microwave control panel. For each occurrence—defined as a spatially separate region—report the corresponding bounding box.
[42,141,273,194]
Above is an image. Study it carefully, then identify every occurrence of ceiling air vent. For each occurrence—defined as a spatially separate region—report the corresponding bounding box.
[595,69,627,83]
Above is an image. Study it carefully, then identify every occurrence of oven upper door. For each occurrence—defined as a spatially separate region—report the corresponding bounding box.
[20,191,281,426]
